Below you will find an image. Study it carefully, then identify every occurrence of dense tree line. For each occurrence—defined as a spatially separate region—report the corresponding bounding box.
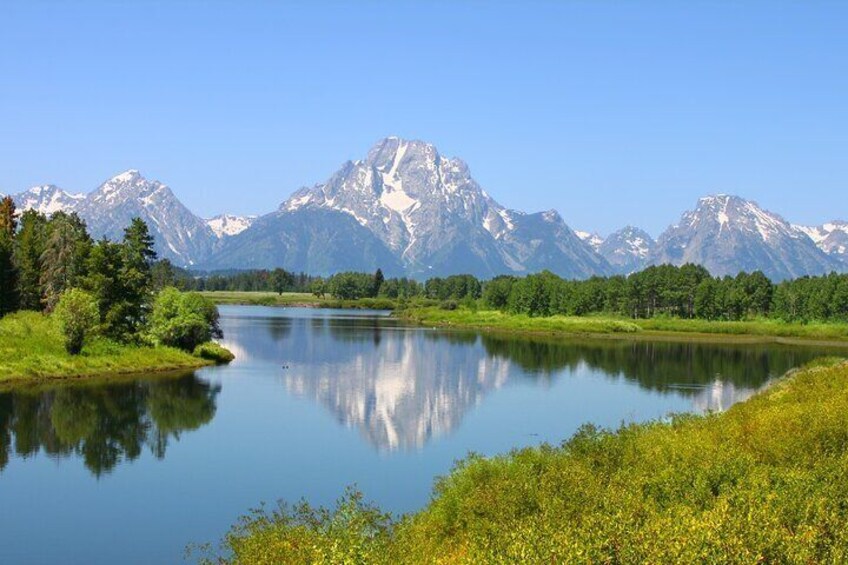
[184,268,316,294]
[482,265,848,322]
[0,197,220,353]
[178,255,848,323]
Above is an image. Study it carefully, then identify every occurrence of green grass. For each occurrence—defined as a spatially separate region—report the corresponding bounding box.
[199,291,401,310]
[399,307,848,343]
[193,341,236,363]
[199,291,324,306]
[202,358,848,564]
[0,311,222,382]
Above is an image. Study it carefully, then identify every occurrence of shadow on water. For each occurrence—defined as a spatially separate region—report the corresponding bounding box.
[0,372,220,476]
[478,333,820,391]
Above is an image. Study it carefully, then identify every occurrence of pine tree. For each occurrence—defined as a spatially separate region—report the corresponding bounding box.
[0,197,18,315]
[40,214,81,311]
[117,218,157,339]
[372,268,385,298]
[14,210,48,310]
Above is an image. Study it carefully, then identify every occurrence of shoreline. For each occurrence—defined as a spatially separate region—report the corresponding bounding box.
[0,355,217,386]
[396,308,848,347]
[202,292,848,346]
[206,358,848,562]
[397,317,848,348]
[0,365,209,392]
[0,311,233,385]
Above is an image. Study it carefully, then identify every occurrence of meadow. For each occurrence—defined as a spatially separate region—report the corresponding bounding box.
[0,311,216,382]
[203,357,848,563]
[199,291,402,310]
[399,307,848,344]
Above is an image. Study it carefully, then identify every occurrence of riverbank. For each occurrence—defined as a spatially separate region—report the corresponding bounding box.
[0,311,228,383]
[206,357,848,563]
[201,293,848,344]
[398,307,848,345]
[199,291,401,310]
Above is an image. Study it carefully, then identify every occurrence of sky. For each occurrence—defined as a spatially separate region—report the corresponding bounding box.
[1,1,846,236]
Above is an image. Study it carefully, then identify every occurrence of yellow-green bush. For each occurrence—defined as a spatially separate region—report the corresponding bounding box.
[193,342,235,364]
[206,359,848,564]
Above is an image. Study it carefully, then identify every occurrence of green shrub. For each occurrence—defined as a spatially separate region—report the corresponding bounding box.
[197,489,392,565]
[148,288,222,352]
[440,300,458,311]
[193,342,234,363]
[53,288,99,354]
[207,360,848,564]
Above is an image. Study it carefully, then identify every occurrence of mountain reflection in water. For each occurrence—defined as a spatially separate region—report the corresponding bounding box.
[219,308,826,451]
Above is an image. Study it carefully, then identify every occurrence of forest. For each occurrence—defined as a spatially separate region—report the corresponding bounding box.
[186,262,848,323]
[0,197,226,363]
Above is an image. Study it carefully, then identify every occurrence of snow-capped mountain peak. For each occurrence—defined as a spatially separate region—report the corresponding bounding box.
[795,220,848,263]
[73,169,217,266]
[206,214,256,238]
[13,184,85,215]
[90,169,163,204]
[682,194,802,243]
[225,137,611,278]
[278,137,514,262]
[595,226,656,274]
[653,194,837,280]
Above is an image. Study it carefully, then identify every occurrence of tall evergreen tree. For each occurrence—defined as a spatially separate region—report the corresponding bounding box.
[40,213,90,311]
[14,210,48,311]
[117,218,157,339]
[0,197,18,315]
[81,238,125,333]
[372,268,385,298]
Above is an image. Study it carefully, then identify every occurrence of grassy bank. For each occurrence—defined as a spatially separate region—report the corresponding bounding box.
[399,307,848,343]
[0,311,223,382]
[199,291,402,310]
[204,358,848,564]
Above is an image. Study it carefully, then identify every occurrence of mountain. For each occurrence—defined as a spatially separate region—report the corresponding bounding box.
[12,185,85,215]
[795,221,848,266]
[73,170,218,266]
[6,142,845,280]
[598,226,656,274]
[202,207,405,275]
[206,214,256,238]
[651,195,838,280]
[206,137,610,278]
[575,230,604,251]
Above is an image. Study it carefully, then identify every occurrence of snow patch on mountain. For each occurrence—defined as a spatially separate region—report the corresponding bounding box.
[206,214,257,238]
[596,226,655,273]
[575,230,604,251]
[13,185,85,215]
[795,221,848,261]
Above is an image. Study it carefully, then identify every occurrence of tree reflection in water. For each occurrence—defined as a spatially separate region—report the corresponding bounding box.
[0,373,220,476]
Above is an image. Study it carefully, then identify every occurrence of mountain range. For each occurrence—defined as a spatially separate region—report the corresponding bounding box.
[3,137,846,280]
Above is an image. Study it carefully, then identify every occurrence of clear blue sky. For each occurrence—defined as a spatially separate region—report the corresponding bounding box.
[1,1,846,236]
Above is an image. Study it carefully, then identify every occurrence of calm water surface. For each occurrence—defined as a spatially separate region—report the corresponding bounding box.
[0,305,841,564]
